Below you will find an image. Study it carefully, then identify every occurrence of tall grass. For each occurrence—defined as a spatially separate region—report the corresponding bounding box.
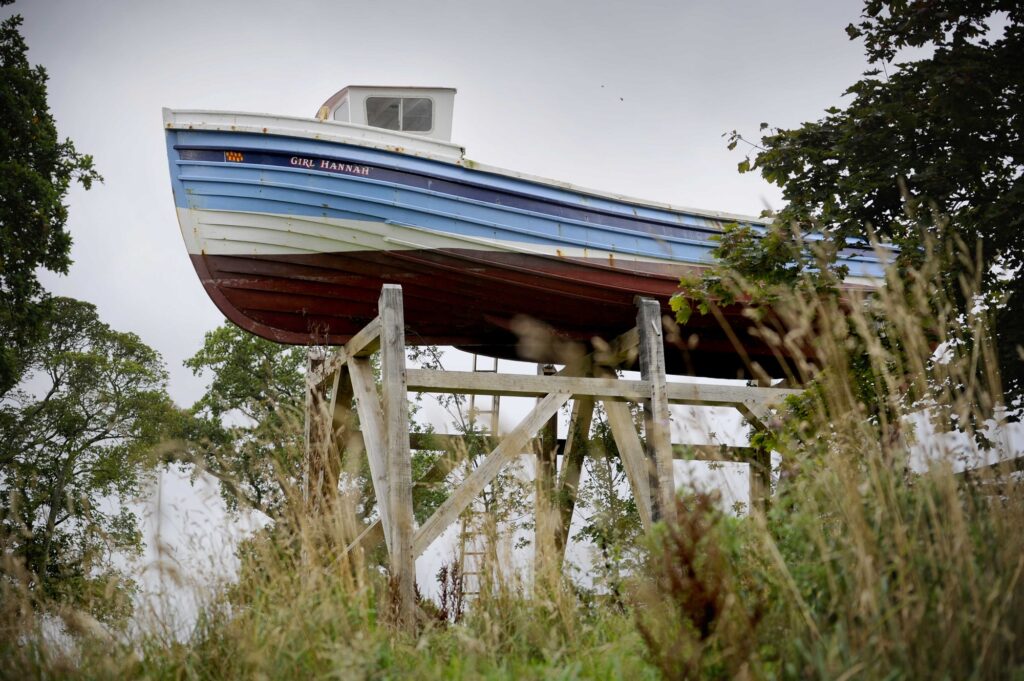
[2,235,1021,679]
[636,234,1023,679]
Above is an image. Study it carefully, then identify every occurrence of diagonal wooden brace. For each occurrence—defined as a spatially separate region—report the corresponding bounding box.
[413,391,572,557]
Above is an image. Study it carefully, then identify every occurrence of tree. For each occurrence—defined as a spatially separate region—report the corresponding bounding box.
[573,406,643,599]
[0,297,173,624]
[723,0,1023,397]
[0,4,101,396]
[181,323,307,517]
[182,324,451,524]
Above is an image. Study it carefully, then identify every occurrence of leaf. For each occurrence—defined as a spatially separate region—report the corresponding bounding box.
[674,298,692,325]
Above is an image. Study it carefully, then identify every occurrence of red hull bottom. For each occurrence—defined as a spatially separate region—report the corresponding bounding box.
[192,248,794,379]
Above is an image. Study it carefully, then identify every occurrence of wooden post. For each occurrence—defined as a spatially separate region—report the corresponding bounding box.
[636,297,676,524]
[303,350,328,509]
[739,402,772,515]
[748,446,771,515]
[535,363,558,576]
[378,285,415,630]
[556,396,594,559]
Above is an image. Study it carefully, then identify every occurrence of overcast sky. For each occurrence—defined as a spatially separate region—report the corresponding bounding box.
[11,0,876,407]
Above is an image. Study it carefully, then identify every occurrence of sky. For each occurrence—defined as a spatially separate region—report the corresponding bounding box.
[8,0,890,620]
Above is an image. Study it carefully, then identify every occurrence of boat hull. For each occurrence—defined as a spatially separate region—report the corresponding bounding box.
[164,115,883,378]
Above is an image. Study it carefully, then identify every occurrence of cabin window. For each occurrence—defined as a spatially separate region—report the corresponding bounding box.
[365,96,433,133]
[402,97,432,132]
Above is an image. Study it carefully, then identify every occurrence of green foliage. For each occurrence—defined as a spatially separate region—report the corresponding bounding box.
[634,493,766,680]
[0,9,102,395]
[723,0,1024,395]
[573,406,643,596]
[670,221,847,328]
[181,323,306,516]
[0,297,172,625]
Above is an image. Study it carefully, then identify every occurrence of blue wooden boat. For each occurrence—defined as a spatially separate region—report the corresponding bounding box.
[164,86,885,377]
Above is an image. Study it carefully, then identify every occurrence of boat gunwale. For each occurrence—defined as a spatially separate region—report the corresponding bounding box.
[163,108,776,227]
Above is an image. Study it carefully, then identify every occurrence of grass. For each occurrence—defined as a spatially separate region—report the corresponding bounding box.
[2,236,1022,680]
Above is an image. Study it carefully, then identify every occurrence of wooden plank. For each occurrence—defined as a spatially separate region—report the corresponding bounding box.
[344,447,467,558]
[674,443,758,461]
[345,518,386,557]
[748,446,771,515]
[406,368,800,406]
[348,357,393,554]
[556,396,594,556]
[304,351,329,508]
[348,315,382,358]
[308,316,382,387]
[535,364,559,577]
[670,383,800,407]
[603,400,653,530]
[636,297,676,524]
[737,401,772,515]
[406,369,647,400]
[379,284,415,630]
[413,391,572,557]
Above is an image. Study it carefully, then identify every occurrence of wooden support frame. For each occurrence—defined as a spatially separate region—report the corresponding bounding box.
[304,284,800,621]
[636,297,676,524]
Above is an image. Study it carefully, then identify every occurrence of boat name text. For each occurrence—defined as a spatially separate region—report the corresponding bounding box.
[289,156,371,176]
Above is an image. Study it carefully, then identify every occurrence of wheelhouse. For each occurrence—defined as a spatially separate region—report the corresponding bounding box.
[317,86,456,142]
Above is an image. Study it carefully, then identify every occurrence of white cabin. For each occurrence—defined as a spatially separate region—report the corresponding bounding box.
[317,86,456,142]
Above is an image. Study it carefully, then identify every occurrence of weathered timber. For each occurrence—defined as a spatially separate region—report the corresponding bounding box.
[406,369,799,406]
[302,283,805,623]
[349,357,393,553]
[379,285,415,630]
[636,297,676,524]
[535,364,559,573]
[308,315,382,388]
[556,396,594,555]
[602,399,653,530]
[738,401,772,514]
[413,391,572,557]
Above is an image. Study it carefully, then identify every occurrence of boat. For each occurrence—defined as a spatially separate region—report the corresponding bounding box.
[163,86,885,379]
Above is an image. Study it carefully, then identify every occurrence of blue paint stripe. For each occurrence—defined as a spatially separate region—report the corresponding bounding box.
[176,162,726,253]
[165,129,889,278]
[168,130,746,231]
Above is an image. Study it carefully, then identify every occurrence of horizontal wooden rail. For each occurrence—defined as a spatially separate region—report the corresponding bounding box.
[406,368,801,407]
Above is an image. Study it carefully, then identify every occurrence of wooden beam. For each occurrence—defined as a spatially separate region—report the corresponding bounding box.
[535,364,559,578]
[379,285,415,630]
[636,297,676,524]
[673,443,758,462]
[413,391,572,557]
[303,351,328,508]
[556,396,594,557]
[737,400,773,514]
[344,447,468,558]
[603,400,653,530]
[406,368,800,406]
[349,357,393,554]
[407,369,647,400]
[308,316,382,388]
[748,446,771,515]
